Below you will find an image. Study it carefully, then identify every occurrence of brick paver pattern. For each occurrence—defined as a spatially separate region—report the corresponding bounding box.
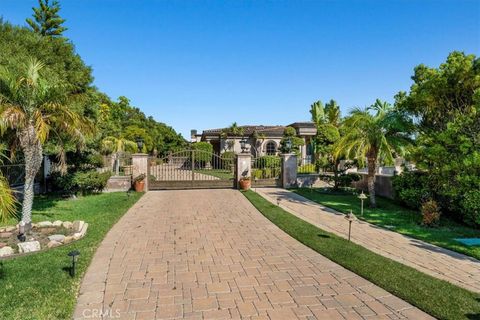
[256,188,480,293]
[74,190,433,320]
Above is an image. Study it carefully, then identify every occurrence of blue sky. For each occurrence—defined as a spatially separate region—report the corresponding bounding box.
[2,1,479,138]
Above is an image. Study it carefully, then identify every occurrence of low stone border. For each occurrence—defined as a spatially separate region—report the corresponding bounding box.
[0,220,88,258]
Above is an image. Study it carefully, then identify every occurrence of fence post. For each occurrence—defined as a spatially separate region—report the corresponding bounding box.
[132,153,149,191]
[281,153,297,188]
[235,153,252,189]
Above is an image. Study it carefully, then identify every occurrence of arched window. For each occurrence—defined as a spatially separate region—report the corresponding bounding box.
[265,141,277,155]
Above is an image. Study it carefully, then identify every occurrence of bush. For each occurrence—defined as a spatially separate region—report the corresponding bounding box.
[253,156,281,168]
[461,190,480,227]
[392,170,431,209]
[72,171,111,195]
[221,151,235,170]
[421,200,441,227]
[191,142,213,164]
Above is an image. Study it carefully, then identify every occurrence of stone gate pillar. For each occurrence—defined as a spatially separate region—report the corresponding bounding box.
[236,153,252,189]
[281,153,297,188]
[132,153,149,191]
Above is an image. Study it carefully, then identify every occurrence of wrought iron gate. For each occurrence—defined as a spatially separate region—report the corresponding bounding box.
[148,149,234,189]
[251,156,281,187]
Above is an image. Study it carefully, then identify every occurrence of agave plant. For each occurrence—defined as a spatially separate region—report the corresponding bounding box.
[0,59,92,231]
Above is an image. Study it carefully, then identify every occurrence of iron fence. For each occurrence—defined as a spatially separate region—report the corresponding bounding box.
[0,164,26,187]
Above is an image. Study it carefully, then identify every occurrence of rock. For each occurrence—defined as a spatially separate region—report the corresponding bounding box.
[62,221,73,229]
[0,242,6,248]
[47,240,62,248]
[52,220,63,227]
[5,226,16,232]
[0,246,14,257]
[0,232,12,239]
[0,228,4,233]
[64,236,74,244]
[17,241,41,253]
[48,234,65,243]
[73,223,88,240]
[72,220,84,233]
[37,221,53,228]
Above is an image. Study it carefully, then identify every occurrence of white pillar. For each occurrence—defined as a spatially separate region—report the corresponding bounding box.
[281,153,297,188]
[235,153,252,189]
[132,153,149,191]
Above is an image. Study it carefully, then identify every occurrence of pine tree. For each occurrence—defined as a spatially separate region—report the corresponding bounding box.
[26,0,67,37]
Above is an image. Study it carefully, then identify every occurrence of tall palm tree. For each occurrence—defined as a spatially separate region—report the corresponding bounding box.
[0,59,92,231]
[335,99,413,207]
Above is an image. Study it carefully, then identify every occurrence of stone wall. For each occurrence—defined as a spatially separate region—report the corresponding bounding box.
[296,174,330,188]
[105,176,132,192]
[352,173,395,199]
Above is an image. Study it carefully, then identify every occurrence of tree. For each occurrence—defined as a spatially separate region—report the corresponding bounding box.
[26,0,67,37]
[336,99,413,207]
[279,127,304,153]
[0,59,92,231]
[397,51,480,226]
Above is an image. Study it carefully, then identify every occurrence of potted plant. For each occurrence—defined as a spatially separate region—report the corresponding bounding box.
[133,174,146,192]
[239,176,251,190]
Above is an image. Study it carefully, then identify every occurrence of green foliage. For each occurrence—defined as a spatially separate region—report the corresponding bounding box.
[421,200,441,227]
[123,125,154,153]
[461,190,480,226]
[392,170,431,209]
[298,163,316,174]
[0,173,17,223]
[26,0,67,37]
[398,51,480,226]
[253,156,281,168]
[191,142,213,164]
[221,151,235,170]
[72,171,111,195]
[279,126,304,153]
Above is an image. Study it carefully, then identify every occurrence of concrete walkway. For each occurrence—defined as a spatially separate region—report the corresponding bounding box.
[256,188,480,293]
[74,190,432,320]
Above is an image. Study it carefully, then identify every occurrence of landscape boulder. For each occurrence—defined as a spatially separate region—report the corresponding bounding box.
[17,241,41,253]
[62,221,73,229]
[37,221,53,228]
[48,234,66,243]
[72,220,84,233]
[47,240,62,248]
[53,220,63,227]
[0,246,14,257]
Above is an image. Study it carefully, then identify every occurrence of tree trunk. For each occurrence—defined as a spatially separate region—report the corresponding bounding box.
[19,124,43,233]
[367,156,377,208]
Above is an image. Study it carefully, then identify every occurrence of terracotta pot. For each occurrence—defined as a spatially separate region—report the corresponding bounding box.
[134,180,145,192]
[239,179,251,190]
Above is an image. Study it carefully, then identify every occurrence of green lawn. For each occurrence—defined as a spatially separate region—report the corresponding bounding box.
[243,190,480,320]
[196,169,234,180]
[293,188,480,260]
[0,192,142,320]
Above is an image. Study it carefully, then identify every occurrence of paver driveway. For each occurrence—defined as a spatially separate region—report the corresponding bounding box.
[74,190,432,320]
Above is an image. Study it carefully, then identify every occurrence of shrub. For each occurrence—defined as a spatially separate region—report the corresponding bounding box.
[392,170,431,209]
[252,169,263,180]
[421,200,441,227]
[461,190,480,227]
[221,151,235,170]
[191,142,213,164]
[253,156,281,168]
[73,171,111,195]
[298,164,316,174]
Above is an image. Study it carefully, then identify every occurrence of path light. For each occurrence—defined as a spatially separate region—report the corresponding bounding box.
[285,138,292,153]
[135,137,144,153]
[17,221,26,242]
[277,198,281,206]
[358,191,368,216]
[240,137,248,153]
[68,250,80,277]
[344,210,357,242]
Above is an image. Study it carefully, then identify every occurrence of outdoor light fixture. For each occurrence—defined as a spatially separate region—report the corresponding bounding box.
[285,138,292,153]
[240,137,247,153]
[344,210,356,241]
[17,221,26,242]
[135,137,144,153]
[68,250,80,278]
[358,191,368,216]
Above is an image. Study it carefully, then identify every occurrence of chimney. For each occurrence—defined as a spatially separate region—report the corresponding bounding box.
[191,129,198,139]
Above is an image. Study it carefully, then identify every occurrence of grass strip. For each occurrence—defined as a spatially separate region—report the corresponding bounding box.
[0,192,143,320]
[243,190,480,320]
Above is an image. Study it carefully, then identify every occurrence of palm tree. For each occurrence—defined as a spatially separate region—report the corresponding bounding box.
[0,150,17,223]
[335,99,413,207]
[101,136,137,175]
[0,59,92,231]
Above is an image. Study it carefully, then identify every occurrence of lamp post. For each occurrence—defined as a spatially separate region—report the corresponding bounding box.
[285,138,292,153]
[68,250,80,277]
[344,210,356,241]
[358,191,367,217]
[240,137,248,153]
[135,137,144,153]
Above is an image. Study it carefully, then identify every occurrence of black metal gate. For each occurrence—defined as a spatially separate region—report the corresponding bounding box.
[148,149,234,189]
[251,156,281,187]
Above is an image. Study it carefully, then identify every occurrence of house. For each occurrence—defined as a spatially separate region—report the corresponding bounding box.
[191,122,316,161]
